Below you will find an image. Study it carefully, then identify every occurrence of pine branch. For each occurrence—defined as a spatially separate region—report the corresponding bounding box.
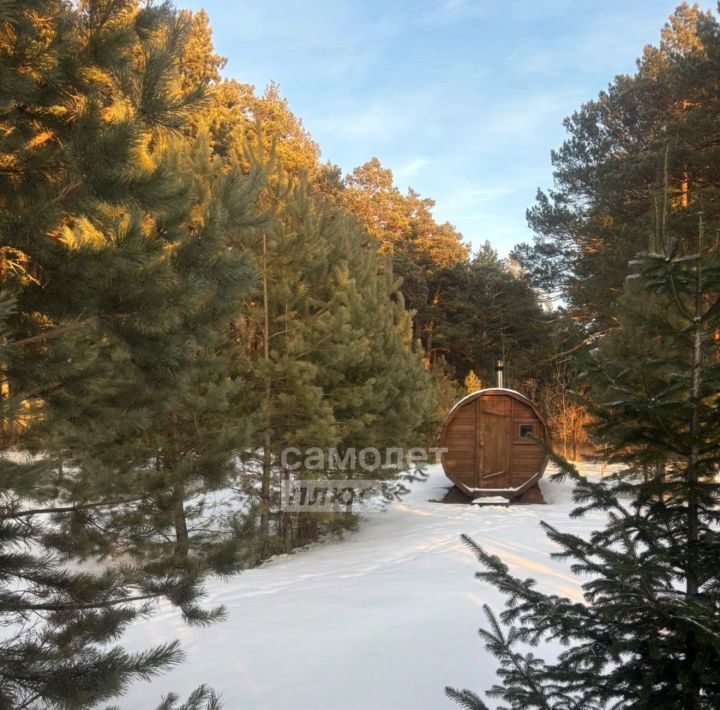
[445,686,490,710]
[4,496,147,519]
[10,317,98,347]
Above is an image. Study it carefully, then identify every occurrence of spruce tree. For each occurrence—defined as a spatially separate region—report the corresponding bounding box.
[447,217,720,708]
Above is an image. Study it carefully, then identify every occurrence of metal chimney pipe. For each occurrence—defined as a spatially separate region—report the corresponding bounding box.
[495,359,505,389]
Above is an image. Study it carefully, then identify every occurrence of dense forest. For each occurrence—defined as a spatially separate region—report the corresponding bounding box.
[0,1,555,704]
[1,1,720,708]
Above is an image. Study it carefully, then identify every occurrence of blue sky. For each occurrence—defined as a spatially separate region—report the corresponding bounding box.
[181,0,696,255]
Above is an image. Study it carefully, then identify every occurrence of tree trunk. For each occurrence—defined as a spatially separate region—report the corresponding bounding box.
[282,467,293,553]
[260,232,272,541]
[683,226,703,710]
[424,284,441,364]
[172,479,189,562]
[681,99,689,210]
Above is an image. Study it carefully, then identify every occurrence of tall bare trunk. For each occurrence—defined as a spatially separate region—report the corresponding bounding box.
[168,412,189,562]
[684,219,703,709]
[681,99,689,210]
[1,376,9,446]
[281,300,292,553]
[424,284,441,364]
[260,232,272,540]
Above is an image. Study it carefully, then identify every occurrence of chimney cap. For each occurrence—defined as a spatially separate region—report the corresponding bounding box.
[495,359,505,370]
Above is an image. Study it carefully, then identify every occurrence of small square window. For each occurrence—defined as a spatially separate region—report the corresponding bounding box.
[519,424,534,438]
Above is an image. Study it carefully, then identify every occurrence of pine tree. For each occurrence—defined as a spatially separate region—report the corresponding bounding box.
[38,127,264,574]
[337,157,469,344]
[0,1,255,705]
[517,4,720,330]
[447,216,720,708]
[421,247,550,383]
[231,177,436,555]
[172,13,441,555]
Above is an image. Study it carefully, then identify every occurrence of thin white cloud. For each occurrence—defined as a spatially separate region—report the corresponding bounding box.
[459,186,516,199]
[395,158,430,180]
[183,0,690,255]
[312,101,413,141]
[421,0,574,25]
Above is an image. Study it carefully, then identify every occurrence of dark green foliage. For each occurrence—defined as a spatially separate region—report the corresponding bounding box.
[448,226,720,708]
[35,129,265,576]
[330,159,552,389]
[517,5,720,331]
[234,177,436,555]
[0,0,260,705]
[154,685,223,710]
[420,243,550,384]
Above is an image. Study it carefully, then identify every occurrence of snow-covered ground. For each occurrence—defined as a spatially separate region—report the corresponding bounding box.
[121,463,610,709]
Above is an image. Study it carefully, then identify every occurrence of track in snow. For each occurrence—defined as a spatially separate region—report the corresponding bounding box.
[120,463,608,709]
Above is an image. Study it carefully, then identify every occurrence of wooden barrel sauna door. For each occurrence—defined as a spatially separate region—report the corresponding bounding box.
[440,389,550,497]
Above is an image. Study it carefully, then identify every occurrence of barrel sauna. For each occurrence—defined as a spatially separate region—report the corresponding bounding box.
[440,388,550,500]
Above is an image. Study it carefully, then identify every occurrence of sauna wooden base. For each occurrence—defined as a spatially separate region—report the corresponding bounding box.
[432,482,545,506]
